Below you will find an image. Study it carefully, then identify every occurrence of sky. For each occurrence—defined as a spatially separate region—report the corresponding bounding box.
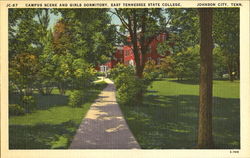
[48,13,61,29]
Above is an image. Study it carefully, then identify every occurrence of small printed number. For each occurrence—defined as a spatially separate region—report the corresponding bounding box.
[230,150,239,154]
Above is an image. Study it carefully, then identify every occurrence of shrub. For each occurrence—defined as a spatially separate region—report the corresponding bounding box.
[9,104,25,116]
[68,90,83,107]
[21,95,36,112]
[96,71,105,77]
[110,64,146,106]
[116,74,145,106]
[158,73,166,79]
[159,46,200,80]
[72,61,97,90]
[143,60,162,86]
[109,63,134,81]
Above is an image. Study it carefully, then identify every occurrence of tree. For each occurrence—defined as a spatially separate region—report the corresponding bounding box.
[159,45,200,80]
[197,8,214,148]
[159,55,176,77]
[111,9,168,103]
[213,8,239,81]
[58,9,117,66]
[9,9,38,58]
[36,30,57,95]
[156,9,201,80]
[9,9,51,95]
[51,10,110,94]
[9,53,40,95]
[166,9,200,53]
[112,8,168,78]
[213,46,227,79]
[52,19,84,94]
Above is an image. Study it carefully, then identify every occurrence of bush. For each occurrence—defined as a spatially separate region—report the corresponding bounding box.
[21,95,36,112]
[143,60,162,86]
[68,90,84,107]
[116,74,145,106]
[158,73,166,79]
[9,104,25,116]
[96,71,105,77]
[159,46,200,80]
[110,64,146,106]
[72,62,97,90]
[109,63,134,81]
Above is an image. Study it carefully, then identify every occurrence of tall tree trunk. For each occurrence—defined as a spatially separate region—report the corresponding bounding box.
[197,8,214,149]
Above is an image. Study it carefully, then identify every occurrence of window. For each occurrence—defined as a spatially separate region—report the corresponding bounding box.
[126,50,129,56]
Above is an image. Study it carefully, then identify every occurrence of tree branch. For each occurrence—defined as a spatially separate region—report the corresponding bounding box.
[111,9,129,30]
[166,18,171,26]
[115,29,128,39]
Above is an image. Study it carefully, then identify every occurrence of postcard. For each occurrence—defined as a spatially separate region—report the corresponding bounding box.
[0,0,250,158]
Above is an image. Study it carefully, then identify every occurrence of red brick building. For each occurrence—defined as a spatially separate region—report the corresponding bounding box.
[99,33,169,72]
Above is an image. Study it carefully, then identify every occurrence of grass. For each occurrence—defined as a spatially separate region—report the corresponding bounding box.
[120,78,240,149]
[9,81,107,149]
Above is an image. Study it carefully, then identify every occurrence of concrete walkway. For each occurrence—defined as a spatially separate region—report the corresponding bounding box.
[69,79,140,149]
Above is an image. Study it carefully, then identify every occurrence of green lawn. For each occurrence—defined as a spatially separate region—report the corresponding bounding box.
[120,78,240,149]
[9,81,107,149]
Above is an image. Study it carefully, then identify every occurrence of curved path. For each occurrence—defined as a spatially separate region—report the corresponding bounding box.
[69,79,140,149]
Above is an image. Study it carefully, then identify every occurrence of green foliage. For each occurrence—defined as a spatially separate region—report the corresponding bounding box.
[9,53,40,94]
[9,9,55,95]
[9,9,112,96]
[36,30,57,95]
[116,74,144,106]
[159,56,176,77]
[213,9,239,55]
[58,9,116,66]
[110,64,145,106]
[158,8,239,81]
[9,104,25,116]
[21,95,36,112]
[213,46,227,79]
[96,71,106,77]
[51,17,98,93]
[213,8,240,80]
[143,60,161,85]
[109,63,134,81]
[113,8,167,44]
[68,90,84,107]
[159,45,200,80]
[167,9,200,52]
[71,59,97,89]
[110,63,159,106]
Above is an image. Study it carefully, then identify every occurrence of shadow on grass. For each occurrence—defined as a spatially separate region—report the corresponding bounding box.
[9,82,108,111]
[9,120,79,149]
[9,82,108,149]
[9,93,68,110]
[121,94,240,149]
[153,78,165,81]
[169,79,199,85]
